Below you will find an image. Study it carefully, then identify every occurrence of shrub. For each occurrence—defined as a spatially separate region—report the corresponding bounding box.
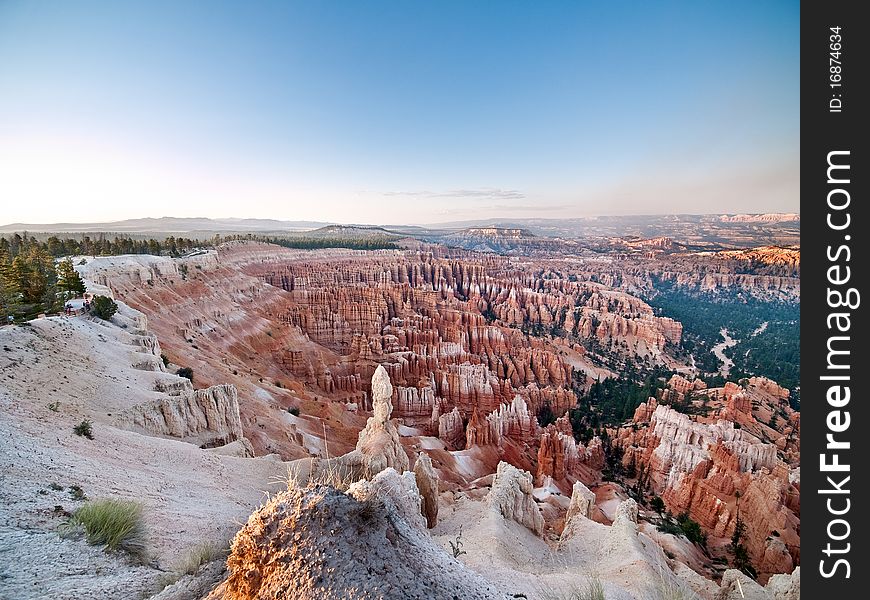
[676,513,707,547]
[69,484,87,501]
[650,495,666,514]
[176,366,194,382]
[61,499,147,562]
[90,295,118,320]
[656,513,707,547]
[288,406,300,416]
[74,420,94,439]
[657,519,683,537]
[160,353,170,368]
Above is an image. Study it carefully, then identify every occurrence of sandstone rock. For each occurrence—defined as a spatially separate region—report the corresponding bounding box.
[484,395,537,446]
[718,569,770,600]
[465,407,492,447]
[760,535,794,576]
[536,424,581,483]
[613,498,638,532]
[413,452,439,528]
[347,468,426,530]
[210,475,500,600]
[355,366,409,475]
[564,481,596,522]
[438,406,465,450]
[207,437,255,458]
[765,567,799,600]
[125,383,243,447]
[488,461,544,536]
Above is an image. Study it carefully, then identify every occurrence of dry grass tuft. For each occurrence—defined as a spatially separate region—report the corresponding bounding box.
[646,570,699,600]
[175,541,228,575]
[60,498,148,562]
[538,575,606,600]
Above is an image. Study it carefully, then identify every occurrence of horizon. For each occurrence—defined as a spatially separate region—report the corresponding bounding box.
[0,1,799,223]
[0,210,802,232]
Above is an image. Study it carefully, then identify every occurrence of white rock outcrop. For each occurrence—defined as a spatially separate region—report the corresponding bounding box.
[488,461,544,536]
[413,451,439,528]
[564,480,596,522]
[611,498,639,537]
[650,405,777,488]
[125,383,243,447]
[209,468,500,599]
[355,365,410,475]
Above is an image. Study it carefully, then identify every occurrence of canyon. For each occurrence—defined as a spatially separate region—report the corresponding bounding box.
[1,237,800,599]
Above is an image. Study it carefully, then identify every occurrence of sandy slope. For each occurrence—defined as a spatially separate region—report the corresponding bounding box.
[0,308,287,600]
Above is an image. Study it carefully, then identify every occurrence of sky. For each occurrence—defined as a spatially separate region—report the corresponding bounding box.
[0,0,800,225]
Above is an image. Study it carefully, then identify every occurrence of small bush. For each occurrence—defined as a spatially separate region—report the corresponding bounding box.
[74,420,94,439]
[48,401,60,412]
[676,513,707,547]
[176,366,194,382]
[69,485,87,501]
[656,513,707,547]
[288,406,300,416]
[90,295,118,320]
[49,482,64,491]
[160,353,170,368]
[61,499,147,562]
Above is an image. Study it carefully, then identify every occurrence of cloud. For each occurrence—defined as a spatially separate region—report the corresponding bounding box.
[381,188,525,200]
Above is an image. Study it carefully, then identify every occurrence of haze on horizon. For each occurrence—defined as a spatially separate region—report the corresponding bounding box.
[0,1,799,226]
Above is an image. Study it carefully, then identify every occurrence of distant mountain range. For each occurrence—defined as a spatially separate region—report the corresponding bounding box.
[0,217,331,234]
[0,213,800,250]
[0,213,799,234]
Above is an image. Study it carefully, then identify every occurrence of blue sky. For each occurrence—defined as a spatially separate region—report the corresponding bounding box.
[0,0,799,225]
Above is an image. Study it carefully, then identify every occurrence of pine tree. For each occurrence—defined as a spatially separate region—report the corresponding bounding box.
[11,247,58,313]
[0,250,21,320]
[57,258,87,297]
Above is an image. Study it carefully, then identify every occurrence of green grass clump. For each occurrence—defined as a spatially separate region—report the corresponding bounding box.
[62,499,147,561]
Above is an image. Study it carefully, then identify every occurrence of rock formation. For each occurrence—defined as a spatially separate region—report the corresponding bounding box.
[124,383,243,448]
[488,461,544,536]
[209,469,500,600]
[354,365,410,475]
[564,481,596,522]
[717,567,800,600]
[413,451,439,528]
[612,375,800,581]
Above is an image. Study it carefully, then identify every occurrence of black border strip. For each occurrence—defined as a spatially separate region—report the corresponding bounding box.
[802,1,868,596]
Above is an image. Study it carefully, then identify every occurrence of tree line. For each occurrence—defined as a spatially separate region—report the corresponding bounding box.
[0,233,202,259]
[0,250,85,321]
[221,233,400,250]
